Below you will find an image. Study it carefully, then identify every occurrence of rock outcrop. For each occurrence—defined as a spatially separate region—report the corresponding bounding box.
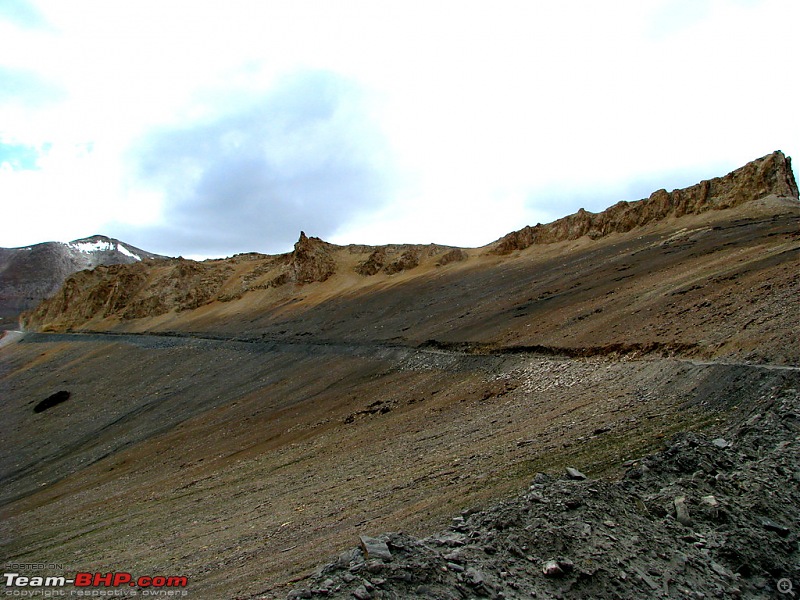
[22,258,233,329]
[270,232,337,287]
[491,150,798,254]
[356,245,465,276]
[436,248,468,266]
[383,249,420,275]
[355,248,388,276]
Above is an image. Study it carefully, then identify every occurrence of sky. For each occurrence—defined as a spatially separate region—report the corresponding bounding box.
[0,0,797,259]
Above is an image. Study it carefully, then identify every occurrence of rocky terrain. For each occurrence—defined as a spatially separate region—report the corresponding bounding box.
[1,151,798,598]
[290,386,798,599]
[491,150,798,254]
[0,234,165,328]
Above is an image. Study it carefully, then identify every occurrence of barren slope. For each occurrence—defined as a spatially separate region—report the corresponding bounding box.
[2,152,798,598]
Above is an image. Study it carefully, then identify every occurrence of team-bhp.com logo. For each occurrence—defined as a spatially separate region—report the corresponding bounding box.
[3,571,188,595]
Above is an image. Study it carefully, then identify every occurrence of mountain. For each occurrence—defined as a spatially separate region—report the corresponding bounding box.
[0,234,166,328]
[21,151,800,365]
[2,152,798,598]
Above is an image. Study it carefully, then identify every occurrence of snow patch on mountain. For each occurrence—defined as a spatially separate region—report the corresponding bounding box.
[68,240,115,253]
[64,238,142,262]
[117,244,142,261]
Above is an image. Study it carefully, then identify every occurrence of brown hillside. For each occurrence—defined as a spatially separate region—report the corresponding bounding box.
[3,152,798,599]
[21,151,800,365]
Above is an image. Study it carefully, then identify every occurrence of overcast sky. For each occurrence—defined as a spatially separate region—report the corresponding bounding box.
[1,0,797,258]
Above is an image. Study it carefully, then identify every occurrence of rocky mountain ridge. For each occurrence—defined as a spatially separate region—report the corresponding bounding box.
[491,150,797,254]
[21,152,799,352]
[0,234,165,327]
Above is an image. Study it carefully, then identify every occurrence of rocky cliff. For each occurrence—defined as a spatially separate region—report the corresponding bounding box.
[491,150,797,254]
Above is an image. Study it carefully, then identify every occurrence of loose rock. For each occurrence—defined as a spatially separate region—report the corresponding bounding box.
[358,536,392,561]
[674,495,693,526]
[565,467,587,480]
[287,386,800,600]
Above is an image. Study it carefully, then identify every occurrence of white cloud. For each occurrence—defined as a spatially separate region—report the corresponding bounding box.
[0,0,797,254]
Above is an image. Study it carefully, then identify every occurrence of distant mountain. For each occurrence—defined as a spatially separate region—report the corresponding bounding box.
[0,235,166,327]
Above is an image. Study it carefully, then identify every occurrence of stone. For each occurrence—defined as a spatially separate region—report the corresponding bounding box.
[761,518,790,537]
[674,496,692,526]
[558,559,575,573]
[443,550,462,562]
[710,562,730,578]
[464,567,486,587]
[359,536,393,561]
[701,495,719,508]
[352,584,371,600]
[542,560,564,577]
[532,472,550,484]
[428,532,467,547]
[565,467,587,480]
[712,438,730,448]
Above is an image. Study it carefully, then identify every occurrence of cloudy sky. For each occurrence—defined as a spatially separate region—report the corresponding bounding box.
[1,0,797,259]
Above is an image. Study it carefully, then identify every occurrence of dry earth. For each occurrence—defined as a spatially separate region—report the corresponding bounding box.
[1,153,798,598]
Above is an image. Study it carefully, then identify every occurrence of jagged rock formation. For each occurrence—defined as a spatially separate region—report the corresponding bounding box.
[356,245,464,276]
[491,150,797,254]
[270,232,338,287]
[0,235,164,326]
